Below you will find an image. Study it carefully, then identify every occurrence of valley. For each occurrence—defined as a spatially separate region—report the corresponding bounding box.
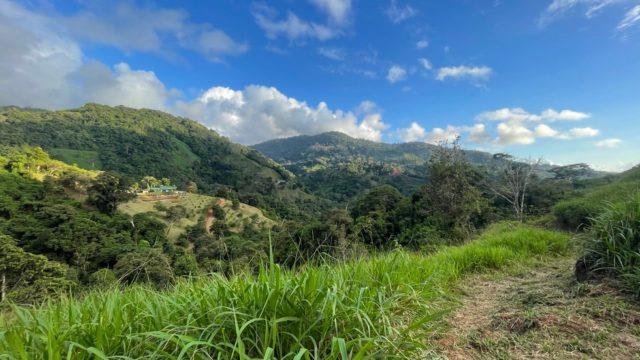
[0,105,638,359]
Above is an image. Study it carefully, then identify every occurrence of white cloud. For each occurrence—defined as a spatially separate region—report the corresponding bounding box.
[74,62,175,110]
[466,124,492,143]
[535,124,560,138]
[436,65,493,83]
[356,100,379,114]
[60,1,247,61]
[318,47,345,60]
[386,65,407,83]
[476,107,590,123]
[595,138,622,148]
[397,122,426,142]
[175,86,388,144]
[568,127,599,138]
[473,107,600,145]
[496,123,536,145]
[418,58,433,70]
[0,1,83,109]
[0,1,176,110]
[386,0,418,23]
[618,5,640,30]
[540,108,591,121]
[416,39,429,49]
[396,122,489,144]
[252,3,342,42]
[309,0,352,24]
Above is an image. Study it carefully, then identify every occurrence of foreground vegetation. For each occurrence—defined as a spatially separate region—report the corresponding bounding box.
[578,192,640,297]
[0,223,570,359]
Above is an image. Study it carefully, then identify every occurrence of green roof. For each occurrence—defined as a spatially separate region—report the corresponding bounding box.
[149,185,177,191]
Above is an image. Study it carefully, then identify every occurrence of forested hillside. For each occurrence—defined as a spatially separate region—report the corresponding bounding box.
[253,131,607,202]
[0,105,333,219]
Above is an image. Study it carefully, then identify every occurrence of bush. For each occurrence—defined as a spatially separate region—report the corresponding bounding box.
[579,193,640,297]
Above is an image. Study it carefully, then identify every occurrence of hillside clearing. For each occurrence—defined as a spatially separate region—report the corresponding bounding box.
[118,193,274,240]
[434,257,640,359]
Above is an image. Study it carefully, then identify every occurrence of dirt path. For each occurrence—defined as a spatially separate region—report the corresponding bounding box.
[435,258,640,359]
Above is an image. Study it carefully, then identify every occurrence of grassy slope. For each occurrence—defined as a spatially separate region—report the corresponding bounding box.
[117,193,274,240]
[554,165,640,229]
[0,223,570,359]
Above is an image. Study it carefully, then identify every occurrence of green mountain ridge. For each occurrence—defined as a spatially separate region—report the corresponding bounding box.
[0,104,292,194]
[253,131,608,202]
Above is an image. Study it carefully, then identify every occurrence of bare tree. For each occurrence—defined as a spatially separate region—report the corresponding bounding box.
[487,154,541,222]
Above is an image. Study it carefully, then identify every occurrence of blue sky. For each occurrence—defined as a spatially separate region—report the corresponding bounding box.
[1,0,639,171]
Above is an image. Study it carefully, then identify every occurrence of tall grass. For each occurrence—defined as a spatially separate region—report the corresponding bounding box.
[0,222,570,359]
[581,193,640,297]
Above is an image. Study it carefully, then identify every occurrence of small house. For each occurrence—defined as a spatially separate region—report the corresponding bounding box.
[148,185,177,194]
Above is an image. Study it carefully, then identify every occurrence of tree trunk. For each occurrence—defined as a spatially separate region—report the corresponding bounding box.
[1,272,6,302]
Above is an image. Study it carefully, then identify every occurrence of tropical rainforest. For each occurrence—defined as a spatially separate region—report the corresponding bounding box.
[0,105,638,358]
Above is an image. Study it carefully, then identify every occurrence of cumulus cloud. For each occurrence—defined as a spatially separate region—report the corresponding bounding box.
[595,138,622,148]
[73,62,176,110]
[386,65,407,83]
[535,124,560,138]
[396,122,490,144]
[568,127,599,138]
[385,0,418,23]
[436,65,493,83]
[618,5,640,30]
[0,1,176,110]
[496,123,536,145]
[175,86,388,144]
[473,107,601,145]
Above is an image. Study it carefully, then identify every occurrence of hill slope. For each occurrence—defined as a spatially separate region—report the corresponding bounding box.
[253,131,495,166]
[0,104,292,195]
[254,132,609,202]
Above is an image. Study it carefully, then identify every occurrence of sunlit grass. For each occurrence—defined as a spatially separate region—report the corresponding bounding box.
[0,222,570,359]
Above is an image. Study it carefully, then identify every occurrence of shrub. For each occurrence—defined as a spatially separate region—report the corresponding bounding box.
[579,193,640,297]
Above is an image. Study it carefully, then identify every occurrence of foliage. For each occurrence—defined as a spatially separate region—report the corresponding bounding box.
[413,141,485,241]
[0,223,570,359]
[0,234,73,304]
[554,166,640,229]
[0,105,327,220]
[579,193,640,297]
[88,172,134,214]
[0,147,184,291]
[114,248,174,287]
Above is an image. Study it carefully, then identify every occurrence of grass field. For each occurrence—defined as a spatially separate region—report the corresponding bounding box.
[0,223,571,359]
[118,193,274,240]
[48,148,103,170]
